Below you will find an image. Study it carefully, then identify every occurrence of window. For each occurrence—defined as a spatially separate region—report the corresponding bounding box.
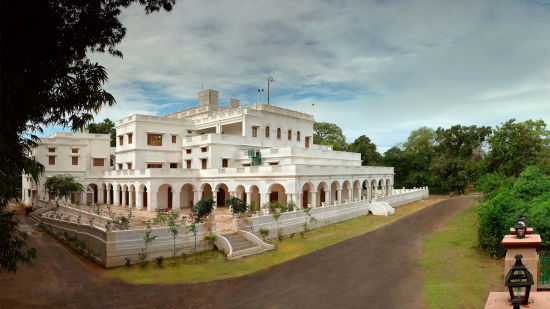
[265,126,270,138]
[186,148,191,154]
[252,126,258,137]
[186,160,191,169]
[170,163,178,168]
[127,163,132,169]
[72,156,78,165]
[72,148,78,153]
[222,158,228,167]
[48,156,55,165]
[93,158,104,166]
[201,158,207,169]
[201,147,207,153]
[187,130,192,134]
[305,136,310,148]
[277,128,281,139]
[297,131,301,141]
[147,133,162,146]
[172,135,177,143]
[269,162,279,166]
[48,148,55,153]
[288,130,292,141]
[147,163,162,168]
[118,163,123,170]
[128,133,133,144]
[119,136,123,146]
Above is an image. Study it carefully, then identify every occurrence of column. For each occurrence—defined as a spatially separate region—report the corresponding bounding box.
[98,188,104,204]
[172,188,180,210]
[212,191,217,209]
[357,187,362,201]
[348,188,353,203]
[296,193,302,210]
[121,189,127,207]
[107,188,112,204]
[230,191,237,198]
[193,190,201,204]
[82,191,88,205]
[129,189,135,207]
[113,188,120,205]
[337,189,342,205]
[310,191,317,208]
[147,189,156,212]
[136,190,143,210]
[326,190,331,207]
[262,192,270,214]
[245,192,252,206]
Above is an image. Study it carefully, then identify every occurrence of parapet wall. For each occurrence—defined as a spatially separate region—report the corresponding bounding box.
[40,213,214,268]
[374,188,429,207]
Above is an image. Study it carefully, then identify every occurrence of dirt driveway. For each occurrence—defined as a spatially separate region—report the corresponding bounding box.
[0,196,475,309]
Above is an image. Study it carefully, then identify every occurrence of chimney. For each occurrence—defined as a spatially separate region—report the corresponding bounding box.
[230,98,240,108]
[198,89,219,107]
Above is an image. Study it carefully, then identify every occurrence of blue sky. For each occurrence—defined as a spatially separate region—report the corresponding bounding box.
[41,0,550,153]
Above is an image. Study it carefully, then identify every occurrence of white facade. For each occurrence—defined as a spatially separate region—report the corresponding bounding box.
[23,89,395,211]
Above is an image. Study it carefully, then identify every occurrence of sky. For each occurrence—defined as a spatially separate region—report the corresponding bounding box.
[41,0,550,153]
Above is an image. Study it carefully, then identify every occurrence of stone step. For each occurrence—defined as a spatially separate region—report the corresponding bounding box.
[230,246,271,260]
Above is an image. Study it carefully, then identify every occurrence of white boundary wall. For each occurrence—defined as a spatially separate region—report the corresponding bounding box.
[240,188,429,241]
[40,213,214,268]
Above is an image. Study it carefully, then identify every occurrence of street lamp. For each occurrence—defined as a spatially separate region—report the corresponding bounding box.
[514,210,528,239]
[504,254,534,305]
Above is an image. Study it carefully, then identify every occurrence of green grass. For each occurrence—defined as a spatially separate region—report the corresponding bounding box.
[422,205,503,309]
[105,196,447,284]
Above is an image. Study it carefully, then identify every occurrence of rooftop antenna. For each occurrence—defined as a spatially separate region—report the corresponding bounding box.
[201,82,203,90]
[267,74,274,105]
[261,89,265,104]
[257,89,260,104]
[312,103,315,117]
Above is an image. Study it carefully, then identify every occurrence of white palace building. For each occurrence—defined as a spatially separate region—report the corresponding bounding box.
[22,89,397,212]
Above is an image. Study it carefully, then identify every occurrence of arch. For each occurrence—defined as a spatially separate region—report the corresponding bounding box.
[249,185,260,208]
[297,131,301,141]
[236,185,246,202]
[316,181,328,207]
[138,184,148,208]
[287,129,292,141]
[330,181,340,205]
[87,184,98,204]
[215,183,229,207]
[265,126,270,138]
[201,183,213,200]
[342,180,351,203]
[180,183,194,208]
[277,128,281,139]
[102,183,107,204]
[301,182,314,208]
[157,184,173,210]
[268,183,287,204]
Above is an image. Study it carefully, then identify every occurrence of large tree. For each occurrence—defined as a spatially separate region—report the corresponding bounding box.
[0,0,175,273]
[313,122,347,151]
[430,125,492,193]
[348,135,382,166]
[484,119,550,177]
[86,119,116,147]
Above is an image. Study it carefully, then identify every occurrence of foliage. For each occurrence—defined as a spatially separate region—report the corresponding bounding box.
[86,118,116,147]
[225,196,247,214]
[112,216,129,230]
[484,119,550,177]
[1,0,174,274]
[44,175,84,202]
[193,198,214,223]
[272,213,282,241]
[430,125,491,193]
[287,201,295,212]
[153,212,170,227]
[348,135,383,166]
[204,234,217,246]
[167,211,181,259]
[0,210,37,274]
[155,256,164,268]
[247,203,259,215]
[125,257,131,267]
[138,230,157,267]
[477,166,550,256]
[188,223,199,262]
[313,122,347,151]
[259,228,269,241]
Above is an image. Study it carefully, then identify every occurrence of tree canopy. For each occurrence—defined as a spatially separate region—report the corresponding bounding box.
[86,119,116,147]
[348,135,383,166]
[0,0,175,273]
[44,175,84,202]
[313,122,347,151]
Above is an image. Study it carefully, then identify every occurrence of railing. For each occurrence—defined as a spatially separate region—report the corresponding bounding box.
[540,255,550,289]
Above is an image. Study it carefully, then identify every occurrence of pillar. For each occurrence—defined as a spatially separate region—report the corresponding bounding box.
[357,187,362,201]
[121,189,127,207]
[113,187,120,205]
[107,188,112,204]
[337,189,342,205]
[129,189,135,207]
[246,191,252,206]
[172,188,180,210]
[348,188,353,203]
[136,190,143,210]
[502,233,541,291]
[295,193,302,210]
[310,191,317,208]
[262,192,270,214]
[98,188,105,204]
[82,191,88,205]
[147,189,156,212]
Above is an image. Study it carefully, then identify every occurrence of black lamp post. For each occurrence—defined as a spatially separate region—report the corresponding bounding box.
[504,254,534,305]
[514,210,528,239]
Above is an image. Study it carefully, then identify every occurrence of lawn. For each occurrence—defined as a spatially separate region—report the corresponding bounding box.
[105,195,448,284]
[422,204,504,309]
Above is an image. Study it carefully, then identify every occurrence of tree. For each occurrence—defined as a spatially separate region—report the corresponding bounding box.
[485,119,550,177]
[193,198,214,223]
[430,125,491,193]
[86,119,116,147]
[348,135,382,166]
[225,196,247,214]
[313,122,347,151]
[44,175,84,204]
[1,0,175,273]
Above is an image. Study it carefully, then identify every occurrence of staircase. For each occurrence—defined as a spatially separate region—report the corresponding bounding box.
[222,232,273,260]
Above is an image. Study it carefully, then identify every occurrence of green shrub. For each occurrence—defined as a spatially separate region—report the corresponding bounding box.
[226,196,247,214]
[259,228,269,241]
[156,256,164,267]
[512,166,550,202]
[193,198,214,223]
